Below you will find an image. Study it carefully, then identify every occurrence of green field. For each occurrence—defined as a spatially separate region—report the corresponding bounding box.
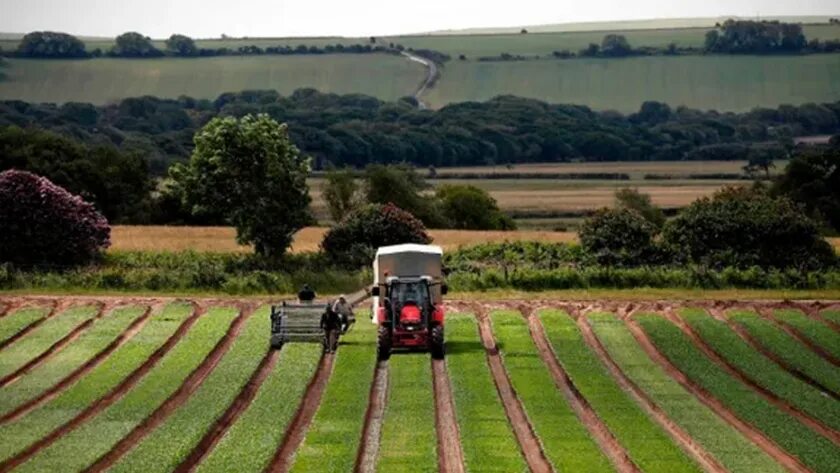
[0,55,424,105]
[426,54,840,112]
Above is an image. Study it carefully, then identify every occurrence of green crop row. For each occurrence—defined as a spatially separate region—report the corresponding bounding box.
[730,311,840,394]
[539,310,699,473]
[195,343,320,472]
[0,305,98,379]
[290,320,377,472]
[0,305,146,416]
[110,307,270,472]
[17,307,238,472]
[683,308,840,430]
[0,306,49,345]
[376,354,437,473]
[490,311,611,472]
[0,303,193,462]
[636,313,840,473]
[822,310,840,325]
[446,314,527,473]
[587,313,784,473]
[772,309,840,360]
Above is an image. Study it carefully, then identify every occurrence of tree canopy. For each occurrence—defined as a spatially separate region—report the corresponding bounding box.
[16,31,88,58]
[111,32,163,57]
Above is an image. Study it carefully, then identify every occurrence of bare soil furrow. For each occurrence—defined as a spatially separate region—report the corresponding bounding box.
[623,316,810,473]
[0,300,25,320]
[573,310,727,473]
[267,353,335,473]
[664,309,840,447]
[85,304,253,473]
[475,311,554,473]
[0,304,156,424]
[432,358,466,473]
[355,361,388,473]
[0,302,108,388]
[0,303,205,473]
[757,307,840,367]
[174,348,279,473]
[526,312,640,473]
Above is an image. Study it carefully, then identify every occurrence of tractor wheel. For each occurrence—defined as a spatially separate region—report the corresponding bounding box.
[430,325,445,359]
[377,325,392,361]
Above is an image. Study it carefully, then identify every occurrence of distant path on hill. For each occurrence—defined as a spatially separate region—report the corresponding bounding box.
[401,51,437,109]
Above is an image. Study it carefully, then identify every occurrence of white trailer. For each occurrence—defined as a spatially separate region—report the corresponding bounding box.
[372,244,444,321]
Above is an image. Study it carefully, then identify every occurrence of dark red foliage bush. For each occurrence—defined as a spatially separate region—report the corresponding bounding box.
[0,170,110,267]
[321,203,431,268]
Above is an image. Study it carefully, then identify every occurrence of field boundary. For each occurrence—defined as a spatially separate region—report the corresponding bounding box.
[622,310,810,473]
[0,303,157,424]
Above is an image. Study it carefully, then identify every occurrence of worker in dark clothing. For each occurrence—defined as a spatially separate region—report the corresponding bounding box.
[298,284,316,303]
[320,304,342,353]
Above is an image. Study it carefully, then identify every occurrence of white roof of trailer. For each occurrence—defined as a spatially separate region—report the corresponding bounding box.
[375,244,443,256]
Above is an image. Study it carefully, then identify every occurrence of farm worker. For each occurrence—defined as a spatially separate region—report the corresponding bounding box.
[320,304,342,353]
[332,295,355,334]
[298,284,316,303]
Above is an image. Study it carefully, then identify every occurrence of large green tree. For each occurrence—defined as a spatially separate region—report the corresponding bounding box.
[772,146,840,232]
[17,31,87,58]
[165,34,198,56]
[171,114,312,256]
[323,168,360,222]
[436,184,515,230]
[112,32,163,57]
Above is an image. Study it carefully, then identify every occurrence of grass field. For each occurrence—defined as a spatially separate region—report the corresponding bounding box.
[0,55,424,105]
[426,54,840,112]
[2,297,840,471]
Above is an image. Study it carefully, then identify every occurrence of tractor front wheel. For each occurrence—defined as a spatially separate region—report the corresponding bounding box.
[430,325,445,359]
[377,325,392,361]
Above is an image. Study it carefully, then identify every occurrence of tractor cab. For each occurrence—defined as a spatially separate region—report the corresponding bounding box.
[383,277,435,330]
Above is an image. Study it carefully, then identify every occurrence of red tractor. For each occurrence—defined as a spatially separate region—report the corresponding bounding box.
[371,245,447,360]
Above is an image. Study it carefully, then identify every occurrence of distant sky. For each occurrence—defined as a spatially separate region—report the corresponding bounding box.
[1,0,838,38]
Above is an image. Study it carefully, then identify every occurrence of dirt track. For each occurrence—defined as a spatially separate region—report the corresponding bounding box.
[355,361,388,473]
[432,358,466,473]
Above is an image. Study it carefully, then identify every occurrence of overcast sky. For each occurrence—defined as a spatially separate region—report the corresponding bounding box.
[1,0,838,38]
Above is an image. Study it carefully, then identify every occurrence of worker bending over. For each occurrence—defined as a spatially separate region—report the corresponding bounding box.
[332,295,355,334]
[320,304,342,353]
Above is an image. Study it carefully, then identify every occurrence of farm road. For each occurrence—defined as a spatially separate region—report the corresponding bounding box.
[401,51,437,109]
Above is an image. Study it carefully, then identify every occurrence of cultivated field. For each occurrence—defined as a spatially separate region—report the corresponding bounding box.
[426,54,840,112]
[1,296,839,472]
[0,55,424,105]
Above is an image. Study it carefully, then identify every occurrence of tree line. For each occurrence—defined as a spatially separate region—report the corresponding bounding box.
[3,31,449,62]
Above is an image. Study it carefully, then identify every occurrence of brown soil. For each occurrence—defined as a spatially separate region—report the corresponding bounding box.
[707,307,840,402]
[174,348,280,473]
[663,308,840,447]
[573,309,726,473]
[0,300,25,319]
[355,361,388,473]
[0,303,157,424]
[0,302,109,389]
[475,310,554,473]
[0,299,67,351]
[0,303,206,473]
[756,307,840,367]
[85,303,254,472]
[432,358,466,473]
[267,352,335,473]
[525,311,639,473]
[624,315,810,473]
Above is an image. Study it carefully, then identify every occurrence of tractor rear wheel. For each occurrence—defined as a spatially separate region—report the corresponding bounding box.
[377,325,392,361]
[430,325,445,359]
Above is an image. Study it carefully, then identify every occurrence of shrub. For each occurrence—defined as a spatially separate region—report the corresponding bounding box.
[662,186,835,270]
[614,188,665,229]
[580,208,659,266]
[321,203,431,268]
[436,184,516,230]
[0,170,110,267]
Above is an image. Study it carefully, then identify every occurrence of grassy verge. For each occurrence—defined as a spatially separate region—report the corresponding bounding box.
[194,344,321,472]
[0,305,98,379]
[683,308,840,430]
[0,306,145,416]
[17,307,238,472]
[539,310,699,473]
[289,319,377,472]
[447,313,527,473]
[773,309,840,360]
[491,310,610,472]
[0,307,49,344]
[376,353,437,473]
[636,313,840,473]
[588,313,783,473]
[730,311,840,394]
[0,303,193,462]
[109,307,269,472]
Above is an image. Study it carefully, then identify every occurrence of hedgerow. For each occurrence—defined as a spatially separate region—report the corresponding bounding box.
[0,303,193,463]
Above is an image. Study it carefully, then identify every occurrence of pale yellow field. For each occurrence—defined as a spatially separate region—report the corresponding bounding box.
[109,226,840,254]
